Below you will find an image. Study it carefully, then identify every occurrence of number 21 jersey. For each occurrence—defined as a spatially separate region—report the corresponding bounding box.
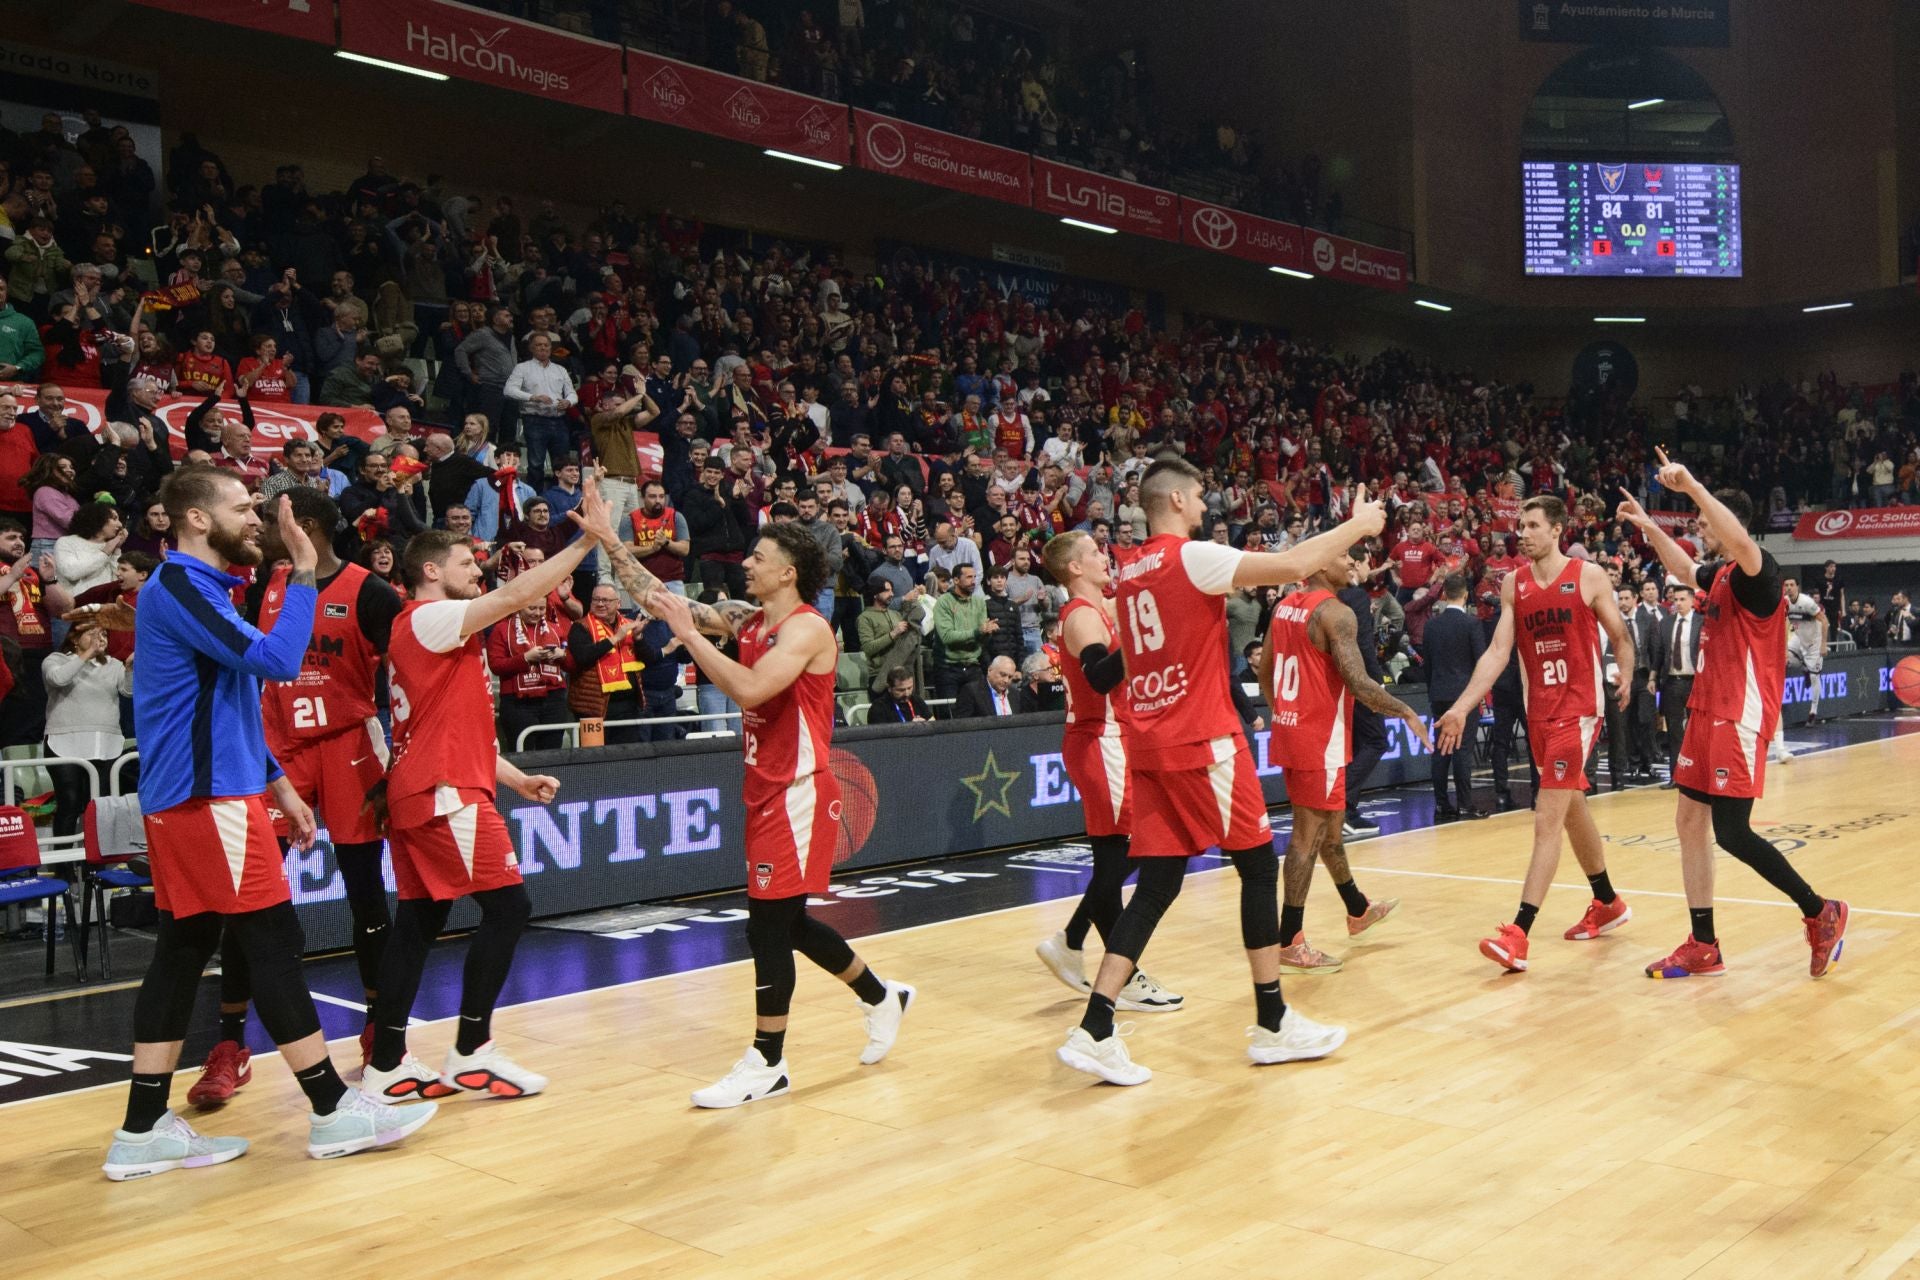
[1512,558,1603,721]
[1115,534,1245,770]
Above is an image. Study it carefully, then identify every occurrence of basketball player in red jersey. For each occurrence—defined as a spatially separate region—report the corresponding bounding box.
[1435,495,1636,974]
[358,481,613,1103]
[1031,530,1182,1013]
[1617,455,1848,978]
[1260,560,1430,974]
[646,522,914,1108]
[187,488,406,1109]
[1057,456,1384,1086]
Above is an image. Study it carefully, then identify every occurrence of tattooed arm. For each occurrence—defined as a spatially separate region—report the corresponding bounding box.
[1314,598,1433,749]
[600,538,752,638]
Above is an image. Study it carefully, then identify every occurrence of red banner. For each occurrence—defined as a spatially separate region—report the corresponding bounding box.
[1030,159,1177,242]
[628,51,847,166]
[7,385,384,460]
[852,111,1028,206]
[1178,199,1305,272]
[1301,229,1409,292]
[340,0,625,116]
[1793,508,1920,541]
[129,0,334,45]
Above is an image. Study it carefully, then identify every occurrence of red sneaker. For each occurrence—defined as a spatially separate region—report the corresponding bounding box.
[1805,900,1849,978]
[1478,923,1529,973]
[359,1022,377,1070]
[186,1040,252,1109]
[1346,898,1399,937]
[1646,935,1726,979]
[1564,895,1632,940]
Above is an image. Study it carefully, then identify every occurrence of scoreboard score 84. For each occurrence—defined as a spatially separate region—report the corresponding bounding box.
[1523,160,1742,278]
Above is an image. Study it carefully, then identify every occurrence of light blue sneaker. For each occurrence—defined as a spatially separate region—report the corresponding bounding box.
[103,1110,248,1181]
[307,1087,438,1160]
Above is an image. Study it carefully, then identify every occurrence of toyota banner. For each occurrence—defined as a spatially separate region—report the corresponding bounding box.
[1179,199,1306,273]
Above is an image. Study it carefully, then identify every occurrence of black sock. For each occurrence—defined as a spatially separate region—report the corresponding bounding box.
[454,1013,490,1056]
[1080,992,1116,1040]
[752,1028,786,1063]
[1062,911,1093,951]
[122,1072,173,1133]
[1254,979,1286,1032]
[850,967,887,1006]
[1690,907,1717,945]
[1514,902,1540,935]
[218,1009,246,1044]
[294,1058,349,1116]
[1334,879,1369,917]
[1587,870,1617,905]
[371,1023,409,1073]
[1279,903,1305,945]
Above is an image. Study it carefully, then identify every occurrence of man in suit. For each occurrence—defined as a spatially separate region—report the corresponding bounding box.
[871,665,933,724]
[1626,579,1664,780]
[1657,583,1703,788]
[955,655,1023,718]
[1590,586,1638,791]
[1421,575,1487,819]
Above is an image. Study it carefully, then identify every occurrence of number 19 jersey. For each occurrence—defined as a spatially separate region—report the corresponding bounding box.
[1116,534,1244,771]
[1512,557,1603,721]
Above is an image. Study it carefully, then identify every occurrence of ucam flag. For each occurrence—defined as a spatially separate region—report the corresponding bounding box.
[1178,199,1306,272]
[628,51,847,166]
[129,0,334,44]
[853,111,1029,206]
[1303,229,1409,292]
[339,0,625,115]
[1030,158,1178,242]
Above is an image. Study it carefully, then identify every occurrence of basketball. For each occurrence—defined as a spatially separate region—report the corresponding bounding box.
[1893,656,1920,708]
[829,747,880,863]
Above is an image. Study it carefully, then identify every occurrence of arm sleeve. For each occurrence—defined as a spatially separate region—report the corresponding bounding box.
[407,599,470,654]
[1728,549,1783,617]
[1694,562,1717,593]
[157,567,315,681]
[1078,643,1125,694]
[1178,541,1244,596]
[357,575,405,653]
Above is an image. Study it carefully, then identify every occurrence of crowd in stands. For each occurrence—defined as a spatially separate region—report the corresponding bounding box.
[2,105,1919,849]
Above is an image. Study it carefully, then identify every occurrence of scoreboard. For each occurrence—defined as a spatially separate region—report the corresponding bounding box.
[1523,160,1742,277]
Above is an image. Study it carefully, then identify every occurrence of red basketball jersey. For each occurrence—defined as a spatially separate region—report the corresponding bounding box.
[736,604,835,799]
[387,600,498,804]
[1059,597,1130,738]
[1115,534,1244,769]
[1512,557,1603,721]
[1264,588,1353,772]
[1692,560,1786,739]
[260,563,382,754]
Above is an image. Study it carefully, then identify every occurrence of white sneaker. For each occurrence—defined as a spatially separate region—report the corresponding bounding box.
[1036,931,1091,994]
[307,1089,438,1159]
[691,1048,790,1108]
[1115,969,1184,1012]
[360,1053,456,1105]
[1057,1025,1151,1085]
[440,1040,548,1098]
[1769,740,1792,764]
[858,981,916,1065]
[1246,1007,1348,1066]
[103,1110,248,1181]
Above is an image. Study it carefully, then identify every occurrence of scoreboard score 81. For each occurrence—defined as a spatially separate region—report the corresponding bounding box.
[1523,160,1742,278]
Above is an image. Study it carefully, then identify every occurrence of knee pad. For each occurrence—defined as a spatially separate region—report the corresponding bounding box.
[475,883,532,931]
[791,913,856,974]
[1228,845,1278,894]
[1228,845,1282,950]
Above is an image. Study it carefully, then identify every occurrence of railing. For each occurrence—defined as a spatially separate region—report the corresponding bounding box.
[515,710,741,752]
[1,756,100,863]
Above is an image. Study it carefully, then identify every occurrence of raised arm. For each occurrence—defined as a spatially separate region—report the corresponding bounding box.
[1316,598,1431,747]
[1434,573,1518,752]
[1616,487,1701,585]
[600,536,747,638]
[1654,446,1762,575]
[453,477,614,637]
[1232,486,1386,587]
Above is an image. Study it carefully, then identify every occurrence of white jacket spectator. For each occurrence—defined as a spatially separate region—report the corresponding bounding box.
[504,338,578,414]
[43,646,132,752]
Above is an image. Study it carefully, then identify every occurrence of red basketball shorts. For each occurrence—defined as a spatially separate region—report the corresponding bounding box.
[1282,765,1346,813]
[144,794,289,918]
[1672,716,1766,799]
[387,785,522,902]
[1131,735,1272,858]
[744,770,842,899]
[1063,728,1131,837]
[1530,714,1603,792]
[269,724,387,844]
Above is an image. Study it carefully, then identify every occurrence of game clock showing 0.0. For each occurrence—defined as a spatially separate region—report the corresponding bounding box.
[1523,160,1742,278]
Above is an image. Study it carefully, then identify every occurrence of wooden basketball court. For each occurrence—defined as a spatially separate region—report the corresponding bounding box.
[7,730,1920,1279]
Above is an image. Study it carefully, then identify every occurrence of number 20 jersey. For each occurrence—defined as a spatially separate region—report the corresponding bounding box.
[1512,557,1603,722]
[1115,534,1245,771]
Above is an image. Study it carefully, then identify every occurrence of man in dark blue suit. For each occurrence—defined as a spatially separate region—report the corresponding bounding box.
[1422,575,1487,819]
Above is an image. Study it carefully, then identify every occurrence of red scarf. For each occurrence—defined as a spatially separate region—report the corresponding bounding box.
[507,613,567,697]
[491,465,522,523]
